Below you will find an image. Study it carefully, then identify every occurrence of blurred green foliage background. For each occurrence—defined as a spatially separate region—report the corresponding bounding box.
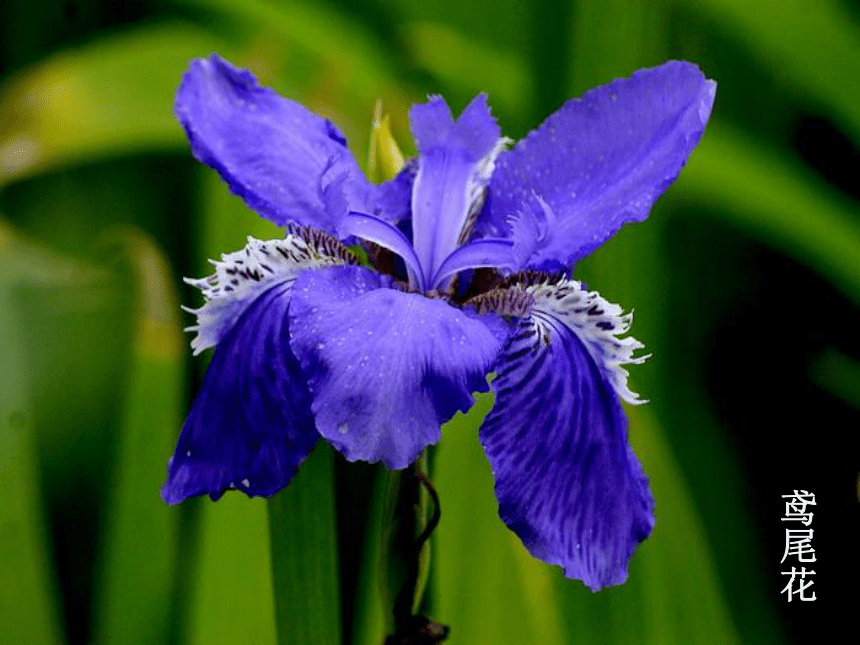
[1,0,858,643]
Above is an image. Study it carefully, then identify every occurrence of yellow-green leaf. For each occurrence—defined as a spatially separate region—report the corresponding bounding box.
[0,22,222,184]
[91,231,184,644]
[679,126,860,305]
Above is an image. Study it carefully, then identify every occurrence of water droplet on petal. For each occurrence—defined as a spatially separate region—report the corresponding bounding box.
[337,422,350,435]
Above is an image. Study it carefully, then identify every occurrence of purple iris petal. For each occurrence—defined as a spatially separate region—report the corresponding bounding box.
[409,94,503,281]
[480,281,654,591]
[167,53,716,594]
[340,211,427,291]
[345,160,417,225]
[175,54,408,234]
[184,234,356,354]
[162,284,318,504]
[482,61,716,269]
[289,265,503,469]
[431,238,515,288]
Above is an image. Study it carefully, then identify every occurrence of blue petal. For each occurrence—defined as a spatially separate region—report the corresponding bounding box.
[162,284,318,504]
[345,160,417,225]
[431,238,515,288]
[479,277,654,590]
[340,212,427,291]
[176,55,407,234]
[184,232,357,354]
[289,265,503,469]
[482,61,716,267]
[409,94,505,284]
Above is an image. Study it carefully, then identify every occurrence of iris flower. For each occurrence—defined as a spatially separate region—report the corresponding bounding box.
[162,55,715,591]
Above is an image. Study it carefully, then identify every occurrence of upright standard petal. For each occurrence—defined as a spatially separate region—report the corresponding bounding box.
[162,283,318,504]
[409,94,506,285]
[164,228,357,504]
[483,61,716,270]
[478,275,654,591]
[343,160,417,226]
[289,265,504,469]
[175,55,406,233]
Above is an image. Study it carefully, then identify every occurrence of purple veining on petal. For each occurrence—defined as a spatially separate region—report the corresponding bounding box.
[480,286,654,590]
[163,284,318,504]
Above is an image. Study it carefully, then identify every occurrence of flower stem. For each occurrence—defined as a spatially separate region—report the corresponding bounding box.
[383,455,449,644]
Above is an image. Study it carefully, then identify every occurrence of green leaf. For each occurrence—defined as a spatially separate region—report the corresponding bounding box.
[349,469,388,645]
[679,125,860,305]
[0,22,222,185]
[184,497,277,645]
[399,21,534,117]
[562,4,779,641]
[267,444,342,645]
[568,0,669,94]
[808,348,860,410]
[432,393,566,645]
[0,224,64,645]
[432,393,738,644]
[0,220,135,645]
[520,408,740,645]
[684,0,860,145]
[91,231,184,644]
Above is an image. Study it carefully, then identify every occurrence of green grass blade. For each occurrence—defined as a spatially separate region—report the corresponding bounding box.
[267,445,342,645]
[685,0,860,145]
[1,221,135,644]
[0,22,221,185]
[532,408,739,645]
[610,407,738,644]
[568,0,669,94]
[0,226,64,644]
[184,497,277,645]
[349,470,388,645]
[399,21,533,117]
[90,231,184,644]
[679,125,860,304]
